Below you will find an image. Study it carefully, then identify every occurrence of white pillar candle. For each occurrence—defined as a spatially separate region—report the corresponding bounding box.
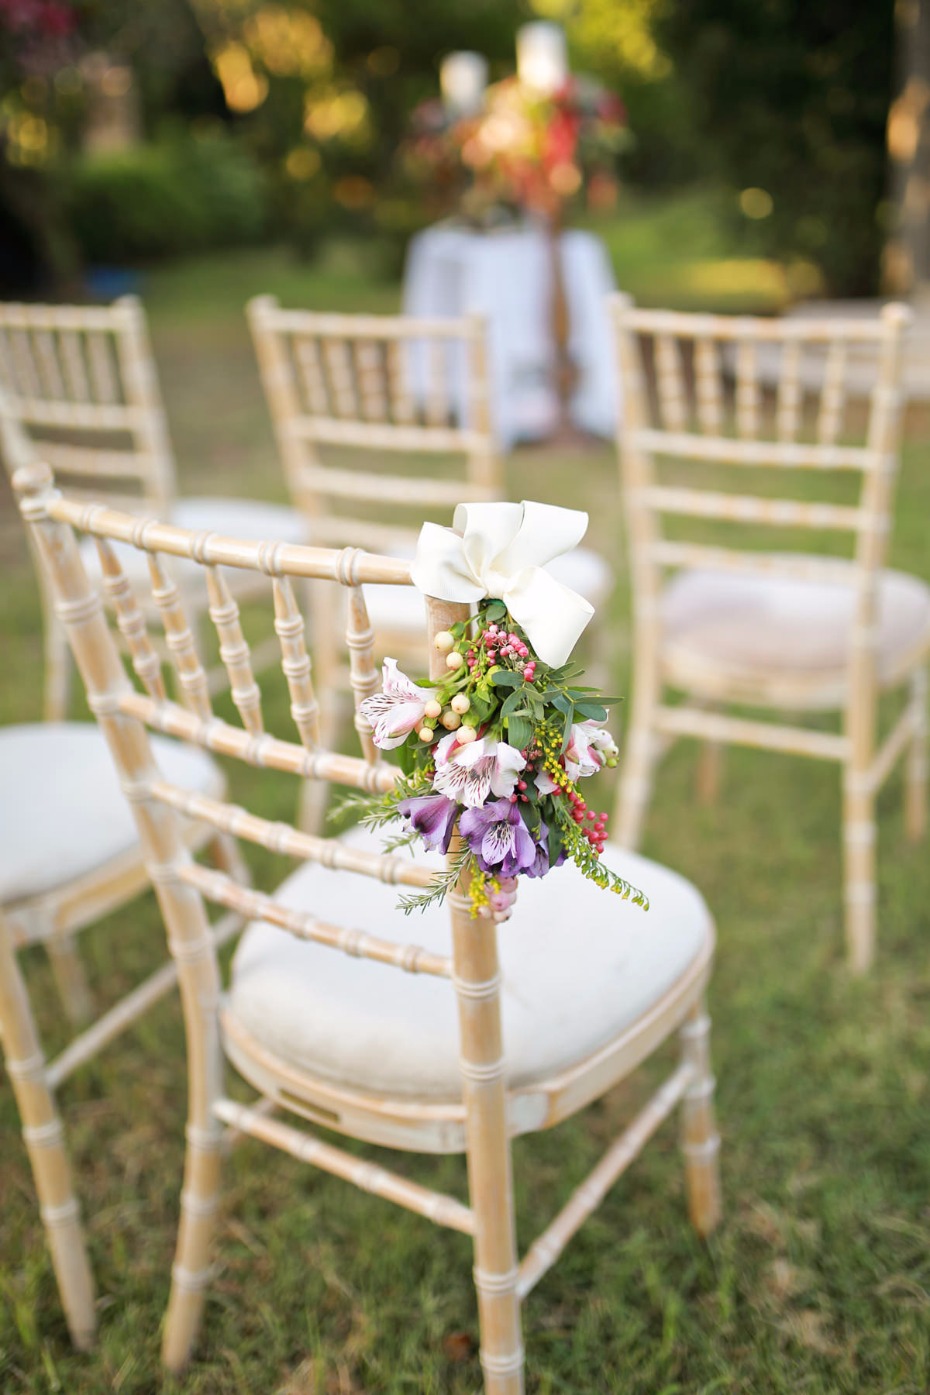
[440,51,489,117]
[516,22,568,95]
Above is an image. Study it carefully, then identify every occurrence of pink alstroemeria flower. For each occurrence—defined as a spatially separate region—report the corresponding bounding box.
[535,720,619,793]
[358,658,435,751]
[433,732,526,809]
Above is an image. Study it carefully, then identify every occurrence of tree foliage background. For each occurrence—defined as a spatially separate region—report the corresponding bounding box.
[0,0,900,296]
[657,0,896,295]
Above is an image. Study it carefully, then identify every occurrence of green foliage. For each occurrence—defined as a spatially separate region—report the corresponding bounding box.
[560,0,704,188]
[658,0,896,295]
[64,129,267,265]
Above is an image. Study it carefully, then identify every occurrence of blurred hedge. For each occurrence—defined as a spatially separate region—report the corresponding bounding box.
[65,130,267,265]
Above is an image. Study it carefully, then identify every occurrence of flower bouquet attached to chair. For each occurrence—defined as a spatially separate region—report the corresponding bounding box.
[354,502,647,918]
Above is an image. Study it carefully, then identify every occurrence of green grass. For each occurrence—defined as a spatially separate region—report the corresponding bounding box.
[2,206,930,1393]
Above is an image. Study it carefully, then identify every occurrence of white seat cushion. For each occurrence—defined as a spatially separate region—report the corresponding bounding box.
[79,495,308,590]
[662,562,930,692]
[227,827,711,1102]
[0,723,225,905]
[363,544,614,639]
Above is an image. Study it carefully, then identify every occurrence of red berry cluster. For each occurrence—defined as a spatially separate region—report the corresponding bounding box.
[508,778,531,805]
[469,623,537,682]
[567,789,608,855]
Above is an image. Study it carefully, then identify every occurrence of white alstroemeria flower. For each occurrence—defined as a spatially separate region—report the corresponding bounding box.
[535,721,618,794]
[358,658,435,751]
[564,720,618,781]
[534,767,559,796]
[433,732,526,809]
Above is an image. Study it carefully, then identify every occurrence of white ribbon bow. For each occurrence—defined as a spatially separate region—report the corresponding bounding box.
[411,500,594,667]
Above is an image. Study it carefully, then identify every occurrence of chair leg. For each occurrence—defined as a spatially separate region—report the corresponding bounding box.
[679,1000,722,1238]
[468,1222,527,1395]
[161,1122,223,1373]
[0,914,96,1348]
[842,761,877,974]
[695,739,724,807]
[452,892,524,1393]
[905,664,928,844]
[44,616,72,722]
[614,691,657,851]
[44,933,95,1027]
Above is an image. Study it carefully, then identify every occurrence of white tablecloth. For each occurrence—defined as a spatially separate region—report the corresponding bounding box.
[402,224,620,451]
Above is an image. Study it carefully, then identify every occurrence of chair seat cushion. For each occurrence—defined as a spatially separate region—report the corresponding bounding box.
[363,544,614,638]
[0,723,225,905]
[662,561,930,694]
[79,496,308,590]
[226,827,711,1102]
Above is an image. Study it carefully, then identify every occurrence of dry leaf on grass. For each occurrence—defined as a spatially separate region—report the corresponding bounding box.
[442,1330,476,1362]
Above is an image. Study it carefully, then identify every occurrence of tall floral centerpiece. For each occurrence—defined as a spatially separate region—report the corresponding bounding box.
[402,24,627,438]
[351,501,647,920]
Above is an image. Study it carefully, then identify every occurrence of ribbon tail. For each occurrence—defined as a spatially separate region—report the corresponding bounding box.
[503,567,594,667]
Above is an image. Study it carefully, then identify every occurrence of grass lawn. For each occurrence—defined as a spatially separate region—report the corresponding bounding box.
[1,203,930,1393]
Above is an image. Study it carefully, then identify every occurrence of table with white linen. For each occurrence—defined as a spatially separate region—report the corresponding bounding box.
[402,223,621,450]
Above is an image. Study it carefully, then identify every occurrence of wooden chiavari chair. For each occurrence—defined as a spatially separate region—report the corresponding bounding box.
[247,298,614,826]
[0,721,246,1350]
[17,461,720,1392]
[0,297,307,719]
[610,296,928,972]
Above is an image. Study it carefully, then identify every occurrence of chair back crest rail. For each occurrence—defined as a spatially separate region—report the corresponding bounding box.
[0,298,175,512]
[609,297,910,677]
[247,297,499,554]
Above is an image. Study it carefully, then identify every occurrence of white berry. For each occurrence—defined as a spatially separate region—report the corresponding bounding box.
[418,726,436,743]
[445,651,464,670]
[433,631,455,653]
[441,710,461,730]
[456,724,477,743]
[424,699,442,719]
[451,694,470,714]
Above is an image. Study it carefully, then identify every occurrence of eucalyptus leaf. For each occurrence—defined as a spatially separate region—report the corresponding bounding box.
[500,689,526,718]
[507,715,533,750]
[574,702,608,722]
[491,671,522,688]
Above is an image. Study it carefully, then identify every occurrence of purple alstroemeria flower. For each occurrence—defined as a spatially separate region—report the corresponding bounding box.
[523,819,567,879]
[397,792,458,854]
[459,798,539,877]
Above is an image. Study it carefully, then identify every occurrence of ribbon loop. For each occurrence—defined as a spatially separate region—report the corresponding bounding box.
[411,500,594,667]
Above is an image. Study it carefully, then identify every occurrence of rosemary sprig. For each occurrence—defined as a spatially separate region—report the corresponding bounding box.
[397,843,473,915]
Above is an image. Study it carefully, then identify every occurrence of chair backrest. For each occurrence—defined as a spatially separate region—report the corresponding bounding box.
[0,297,176,513]
[15,459,485,1056]
[248,296,501,553]
[610,296,910,623]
